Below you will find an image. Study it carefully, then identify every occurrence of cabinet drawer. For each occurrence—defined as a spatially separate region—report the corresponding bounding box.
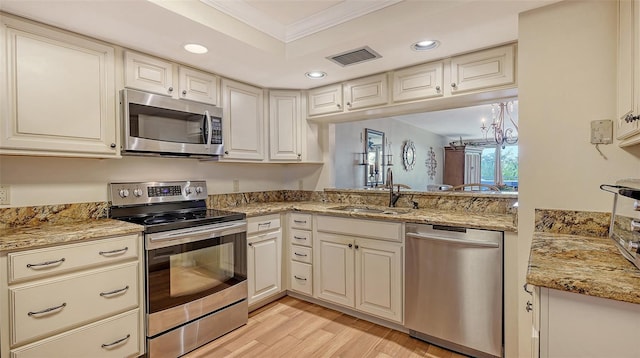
[290,261,312,296]
[10,309,140,358]
[9,235,140,283]
[247,214,281,234]
[290,213,312,230]
[290,245,312,264]
[316,216,402,242]
[290,229,312,247]
[10,261,139,346]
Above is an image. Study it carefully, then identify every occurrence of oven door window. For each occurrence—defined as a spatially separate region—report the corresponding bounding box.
[147,233,247,313]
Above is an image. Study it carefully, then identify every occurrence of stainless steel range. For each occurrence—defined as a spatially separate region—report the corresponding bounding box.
[108,180,248,357]
[602,179,640,270]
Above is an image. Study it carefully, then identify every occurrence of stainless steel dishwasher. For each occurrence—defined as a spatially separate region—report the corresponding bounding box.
[405,223,503,358]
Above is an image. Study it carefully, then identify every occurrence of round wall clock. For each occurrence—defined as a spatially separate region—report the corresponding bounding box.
[402,140,416,171]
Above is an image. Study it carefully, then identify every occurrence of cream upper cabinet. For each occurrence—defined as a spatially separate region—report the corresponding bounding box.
[449,44,516,94]
[343,73,389,110]
[392,62,444,102]
[221,78,265,160]
[0,15,118,158]
[124,51,218,105]
[307,84,343,116]
[269,90,302,161]
[617,0,640,144]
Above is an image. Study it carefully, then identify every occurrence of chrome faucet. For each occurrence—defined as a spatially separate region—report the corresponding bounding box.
[386,168,401,207]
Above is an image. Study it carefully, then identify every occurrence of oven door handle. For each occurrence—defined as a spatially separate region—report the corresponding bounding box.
[146,221,247,249]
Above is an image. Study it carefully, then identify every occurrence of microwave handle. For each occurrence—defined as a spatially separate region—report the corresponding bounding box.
[204,110,212,149]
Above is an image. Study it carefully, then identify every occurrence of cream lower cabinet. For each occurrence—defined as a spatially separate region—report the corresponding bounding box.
[535,287,640,358]
[0,14,118,158]
[0,233,145,358]
[247,214,282,306]
[314,216,403,323]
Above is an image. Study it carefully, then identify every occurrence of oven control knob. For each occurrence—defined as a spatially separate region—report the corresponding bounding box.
[632,220,640,232]
[133,189,143,197]
[118,189,130,198]
[185,187,193,195]
[634,201,640,211]
[195,186,203,194]
[629,241,640,252]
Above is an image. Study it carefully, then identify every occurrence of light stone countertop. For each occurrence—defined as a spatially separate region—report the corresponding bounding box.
[216,201,517,232]
[527,232,640,304]
[0,219,143,253]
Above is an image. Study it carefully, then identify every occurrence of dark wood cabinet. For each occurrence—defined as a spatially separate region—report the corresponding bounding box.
[443,146,483,186]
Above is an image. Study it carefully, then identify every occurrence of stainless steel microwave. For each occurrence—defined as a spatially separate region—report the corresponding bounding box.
[121,89,223,158]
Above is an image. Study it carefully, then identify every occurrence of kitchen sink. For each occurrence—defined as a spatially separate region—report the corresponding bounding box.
[329,206,410,215]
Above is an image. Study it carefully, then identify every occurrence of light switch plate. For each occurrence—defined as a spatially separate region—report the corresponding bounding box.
[591,120,613,144]
[0,185,10,205]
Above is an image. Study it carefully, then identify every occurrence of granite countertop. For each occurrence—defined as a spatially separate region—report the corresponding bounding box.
[527,232,640,304]
[218,201,517,232]
[0,219,143,253]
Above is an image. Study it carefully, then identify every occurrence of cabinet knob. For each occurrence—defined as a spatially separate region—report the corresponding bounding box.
[337,103,341,108]
[182,90,187,95]
[355,244,359,249]
[451,83,457,88]
[348,243,353,248]
[435,86,441,91]
[110,143,116,149]
[168,86,174,92]
[526,301,533,312]
[225,151,229,155]
[248,242,253,247]
[347,102,351,107]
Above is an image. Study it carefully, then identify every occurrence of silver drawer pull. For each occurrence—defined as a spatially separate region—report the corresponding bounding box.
[294,275,307,281]
[28,302,66,316]
[101,334,131,348]
[100,285,129,297]
[294,220,307,224]
[258,222,271,229]
[99,247,128,256]
[293,236,307,240]
[294,252,308,257]
[26,258,65,268]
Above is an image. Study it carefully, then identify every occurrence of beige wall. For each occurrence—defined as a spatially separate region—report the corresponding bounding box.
[518,1,640,356]
[0,155,328,206]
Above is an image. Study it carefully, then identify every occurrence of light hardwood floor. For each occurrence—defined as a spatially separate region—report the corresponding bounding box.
[184,296,464,358]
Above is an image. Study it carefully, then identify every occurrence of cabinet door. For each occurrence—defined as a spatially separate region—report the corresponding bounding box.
[315,232,354,307]
[343,74,388,110]
[124,51,174,96]
[221,79,265,160]
[269,90,302,161]
[464,151,481,184]
[449,44,515,94]
[354,239,402,323]
[392,62,444,102]
[307,84,343,116]
[178,66,218,105]
[617,0,640,140]
[0,17,117,157]
[247,231,282,305]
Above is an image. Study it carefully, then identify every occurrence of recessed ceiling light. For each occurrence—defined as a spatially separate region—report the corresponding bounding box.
[305,71,326,79]
[411,40,439,51]
[184,43,208,54]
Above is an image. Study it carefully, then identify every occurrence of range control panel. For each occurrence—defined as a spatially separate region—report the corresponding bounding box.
[109,180,207,206]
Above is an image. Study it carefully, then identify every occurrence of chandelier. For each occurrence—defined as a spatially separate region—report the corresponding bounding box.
[480,101,518,148]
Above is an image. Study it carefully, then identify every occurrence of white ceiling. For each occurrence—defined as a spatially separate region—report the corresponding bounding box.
[0,0,557,90]
[0,0,538,139]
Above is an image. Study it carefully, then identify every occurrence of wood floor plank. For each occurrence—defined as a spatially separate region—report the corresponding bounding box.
[185,296,461,358]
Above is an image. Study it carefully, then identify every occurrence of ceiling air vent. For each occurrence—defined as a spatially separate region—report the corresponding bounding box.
[327,46,382,67]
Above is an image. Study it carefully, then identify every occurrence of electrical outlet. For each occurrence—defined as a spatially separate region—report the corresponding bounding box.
[233,179,239,192]
[0,185,10,205]
[591,120,613,144]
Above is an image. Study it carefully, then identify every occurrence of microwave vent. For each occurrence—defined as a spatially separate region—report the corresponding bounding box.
[327,46,382,67]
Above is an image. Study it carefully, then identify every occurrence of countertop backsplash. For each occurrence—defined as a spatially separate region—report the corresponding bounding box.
[0,202,108,229]
[534,209,610,238]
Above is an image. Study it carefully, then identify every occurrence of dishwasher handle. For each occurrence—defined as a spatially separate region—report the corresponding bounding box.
[406,232,500,248]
